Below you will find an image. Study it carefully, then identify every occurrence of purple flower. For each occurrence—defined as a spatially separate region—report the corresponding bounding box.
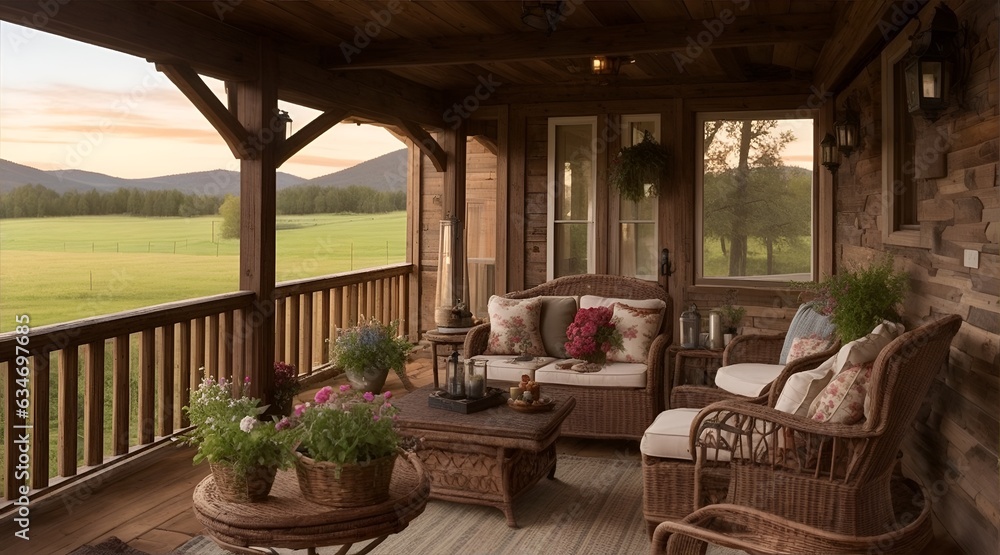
[275,417,292,430]
[244,376,251,384]
[372,414,380,422]
[294,403,307,417]
[383,391,392,400]
[363,391,375,402]
[339,384,351,393]
[314,386,333,404]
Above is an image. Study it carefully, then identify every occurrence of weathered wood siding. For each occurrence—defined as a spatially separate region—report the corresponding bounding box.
[416,137,498,333]
[833,1,999,551]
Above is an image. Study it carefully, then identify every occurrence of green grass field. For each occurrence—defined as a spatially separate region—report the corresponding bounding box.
[0,213,407,331]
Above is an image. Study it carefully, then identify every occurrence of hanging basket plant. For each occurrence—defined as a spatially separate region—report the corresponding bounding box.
[609,130,670,203]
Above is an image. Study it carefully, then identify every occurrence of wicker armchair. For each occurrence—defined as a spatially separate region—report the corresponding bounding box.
[646,314,961,551]
[669,304,839,409]
[464,274,672,440]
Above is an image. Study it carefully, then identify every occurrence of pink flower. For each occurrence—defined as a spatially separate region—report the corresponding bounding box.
[339,384,351,393]
[383,391,392,400]
[275,417,292,430]
[372,414,380,422]
[294,403,308,417]
[363,391,375,402]
[244,376,251,384]
[314,386,333,404]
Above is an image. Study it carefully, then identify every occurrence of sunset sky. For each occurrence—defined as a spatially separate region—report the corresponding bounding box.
[0,22,404,180]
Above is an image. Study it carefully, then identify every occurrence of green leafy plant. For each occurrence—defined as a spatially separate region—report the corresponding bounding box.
[795,256,909,343]
[718,289,746,334]
[285,385,399,476]
[330,317,412,382]
[181,377,296,473]
[609,130,670,203]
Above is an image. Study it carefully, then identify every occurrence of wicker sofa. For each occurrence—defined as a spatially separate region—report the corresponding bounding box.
[464,274,673,440]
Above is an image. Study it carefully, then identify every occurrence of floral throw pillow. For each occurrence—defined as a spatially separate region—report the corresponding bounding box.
[484,296,546,356]
[809,361,874,424]
[609,303,662,363]
[786,334,836,363]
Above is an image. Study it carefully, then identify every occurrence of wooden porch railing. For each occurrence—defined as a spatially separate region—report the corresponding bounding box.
[0,263,413,507]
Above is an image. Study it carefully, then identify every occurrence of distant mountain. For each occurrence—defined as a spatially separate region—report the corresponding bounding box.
[303,149,407,192]
[0,149,408,195]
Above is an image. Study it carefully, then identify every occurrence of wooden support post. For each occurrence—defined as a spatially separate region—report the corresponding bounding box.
[237,38,278,402]
[442,124,468,314]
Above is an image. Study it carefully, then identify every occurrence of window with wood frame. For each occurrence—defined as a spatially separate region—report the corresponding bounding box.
[547,117,596,279]
[696,111,816,285]
[616,114,660,281]
[882,22,923,247]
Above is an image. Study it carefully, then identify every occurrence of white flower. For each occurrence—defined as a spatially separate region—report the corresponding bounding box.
[239,416,257,433]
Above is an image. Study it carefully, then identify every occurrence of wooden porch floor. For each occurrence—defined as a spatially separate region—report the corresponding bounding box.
[0,344,962,554]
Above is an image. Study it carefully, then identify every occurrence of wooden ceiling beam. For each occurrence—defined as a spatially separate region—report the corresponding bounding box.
[0,1,257,81]
[276,109,349,167]
[813,1,912,91]
[320,13,834,69]
[277,56,447,129]
[155,63,249,159]
[390,120,447,172]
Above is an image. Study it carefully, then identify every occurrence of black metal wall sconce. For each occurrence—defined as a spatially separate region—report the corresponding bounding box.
[904,4,968,122]
[820,133,840,175]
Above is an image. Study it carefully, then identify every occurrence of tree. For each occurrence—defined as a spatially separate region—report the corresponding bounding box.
[219,195,240,239]
[702,119,804,277]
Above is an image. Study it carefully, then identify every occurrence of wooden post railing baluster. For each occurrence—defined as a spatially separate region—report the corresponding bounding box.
[158,325,175,437]
[301,292,313,372]
[178,321,192,428]
[208,314,220,381]
[30,352,49,489]
[139,329,155,445]
[58,347,79,477]
[84,340,105,466]
[288,296,300,372]
[112,335,130,456]
[274,296,286,363]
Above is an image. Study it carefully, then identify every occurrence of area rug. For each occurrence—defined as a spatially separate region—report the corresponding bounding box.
[69,536,151,555]
[173,454,650,555]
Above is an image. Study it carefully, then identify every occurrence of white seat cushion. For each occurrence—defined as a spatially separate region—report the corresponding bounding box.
[641,409,733,462]
[714,363,784,397]
[534,360,646,388]
[641,408,701,460]
[470,355,555,383]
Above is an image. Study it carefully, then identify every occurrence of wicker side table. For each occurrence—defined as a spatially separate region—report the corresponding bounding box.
[192,451,429,554]
[423,330,469,389]
[666,347,723,408]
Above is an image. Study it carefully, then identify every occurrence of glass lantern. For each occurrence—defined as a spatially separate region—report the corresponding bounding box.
[680,304,701,349]
[464,359,488,399]
[445,351,465,397]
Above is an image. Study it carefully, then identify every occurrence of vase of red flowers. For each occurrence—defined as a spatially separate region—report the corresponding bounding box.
[563,306,624,372]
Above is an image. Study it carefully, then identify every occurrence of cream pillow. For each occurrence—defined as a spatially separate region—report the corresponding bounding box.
[609,303,662,363]
[484,296,546,356]
[774,354,837,417]
[832,321,903,376]
[580,295,666,314]
[810,361,874,424]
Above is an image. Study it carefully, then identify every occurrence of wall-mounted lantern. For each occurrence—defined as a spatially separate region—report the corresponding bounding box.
[820,133,840,175]
[834,108,860,157]
[904,5,961,121]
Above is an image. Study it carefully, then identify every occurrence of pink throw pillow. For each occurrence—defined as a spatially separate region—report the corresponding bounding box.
[609,303,662,363]
[810,361,874,424]
[787,334,836,363]
[484,296,546,356]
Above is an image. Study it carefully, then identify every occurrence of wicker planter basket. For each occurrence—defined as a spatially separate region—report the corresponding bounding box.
[294,451,397,507]
[209,462,277,503]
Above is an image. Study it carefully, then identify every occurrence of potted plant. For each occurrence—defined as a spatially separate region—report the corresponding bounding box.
[797,256,908,343]
[181,377,296,503]
[283,385,400,507]
[718,289,747,341]
[272,361,300,416]
[609,130,670,203]
[330,317,412,394]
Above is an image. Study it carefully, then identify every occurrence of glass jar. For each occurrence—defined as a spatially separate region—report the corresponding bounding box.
[445,351,465,397]
[680,304,701,349]
[465,359,488,399]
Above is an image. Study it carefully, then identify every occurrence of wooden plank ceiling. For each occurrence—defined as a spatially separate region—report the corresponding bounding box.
[0,0,850,128]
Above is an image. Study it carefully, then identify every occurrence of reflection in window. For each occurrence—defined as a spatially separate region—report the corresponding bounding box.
[549,118,595,278]
[697,114,814,282]
[619,116,659,280]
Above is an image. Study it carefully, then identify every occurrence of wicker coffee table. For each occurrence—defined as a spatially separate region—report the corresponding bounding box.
[392,386,576,527]
[192,451,429,554]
